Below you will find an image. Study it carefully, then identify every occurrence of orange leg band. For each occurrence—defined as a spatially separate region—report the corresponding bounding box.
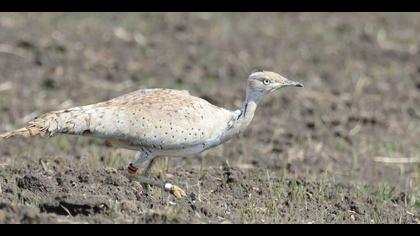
[127,163,138,174]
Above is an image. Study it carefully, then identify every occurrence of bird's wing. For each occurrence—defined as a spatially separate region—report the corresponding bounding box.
[24,88,233,150]
[88,88,234,149]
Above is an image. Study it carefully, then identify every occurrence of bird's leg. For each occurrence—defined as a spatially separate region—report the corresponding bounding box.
[143,157,157,177]
[140,157,186,198]
[127,151,156,190]
[128,152,186,198]
[127,151,146,176]
[128,151,155,183]
[139,157,158,193]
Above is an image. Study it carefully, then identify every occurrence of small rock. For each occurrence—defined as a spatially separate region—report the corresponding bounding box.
[121,200,137,212]
[114,27,131,42]
[190,192,197,201]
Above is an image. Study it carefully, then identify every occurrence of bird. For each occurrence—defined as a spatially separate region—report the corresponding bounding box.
[0,70,303,198]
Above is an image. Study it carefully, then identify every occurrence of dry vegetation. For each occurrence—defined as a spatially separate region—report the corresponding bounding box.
[0,13,419,223]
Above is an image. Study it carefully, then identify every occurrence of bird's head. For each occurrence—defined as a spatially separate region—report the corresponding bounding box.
[246,70,303,102]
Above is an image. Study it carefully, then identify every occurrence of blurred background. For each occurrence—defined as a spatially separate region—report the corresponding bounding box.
[0,13,418,223]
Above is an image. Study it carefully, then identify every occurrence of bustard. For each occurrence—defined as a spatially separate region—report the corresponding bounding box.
[0,70,303,197]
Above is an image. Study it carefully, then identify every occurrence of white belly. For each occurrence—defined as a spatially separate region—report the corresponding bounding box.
[155,145,206,157]
[153,135,229,157]
[107,128,234,157]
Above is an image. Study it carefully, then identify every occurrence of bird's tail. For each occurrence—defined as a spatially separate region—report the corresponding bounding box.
[0,126,47,139]
[0,106,92,140]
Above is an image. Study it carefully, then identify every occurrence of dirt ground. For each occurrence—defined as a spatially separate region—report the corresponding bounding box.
[0,12,419,223]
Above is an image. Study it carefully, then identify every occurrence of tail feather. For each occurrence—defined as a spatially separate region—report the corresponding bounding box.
[0,126,47,139]
[1,106,93,140]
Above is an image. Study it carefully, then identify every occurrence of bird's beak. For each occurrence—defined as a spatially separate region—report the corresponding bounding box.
[285,79,304,88]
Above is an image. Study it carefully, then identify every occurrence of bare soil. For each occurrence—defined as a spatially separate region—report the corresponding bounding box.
[0,13,419,223]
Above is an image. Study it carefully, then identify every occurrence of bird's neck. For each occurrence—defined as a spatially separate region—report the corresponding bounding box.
[217,90,262,144]
[231,94,260,135]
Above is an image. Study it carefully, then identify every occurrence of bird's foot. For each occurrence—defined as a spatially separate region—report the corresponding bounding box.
[164,183,187,198]
[127,163,186,198]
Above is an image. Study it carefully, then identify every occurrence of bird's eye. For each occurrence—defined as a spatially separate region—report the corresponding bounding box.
[263,79,271,85]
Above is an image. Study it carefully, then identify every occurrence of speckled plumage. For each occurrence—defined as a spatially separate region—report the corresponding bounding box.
[78,88,236,154]
[1,70,303,172]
